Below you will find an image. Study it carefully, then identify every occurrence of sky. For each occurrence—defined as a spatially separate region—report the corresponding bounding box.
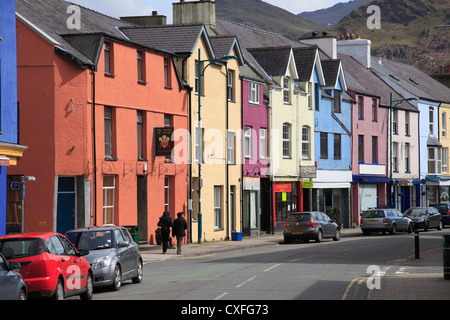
[67,0,346,23]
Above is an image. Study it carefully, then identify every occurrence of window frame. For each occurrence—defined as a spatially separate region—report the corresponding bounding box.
[282,123,291,159]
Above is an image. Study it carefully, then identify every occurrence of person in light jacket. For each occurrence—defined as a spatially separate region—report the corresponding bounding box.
[172,212,188,254]
[158,211,173,254]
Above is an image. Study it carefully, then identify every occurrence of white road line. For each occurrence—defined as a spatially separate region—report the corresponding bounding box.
[214,292,228,300]
[263,263,282,272]
[236,276,257,288]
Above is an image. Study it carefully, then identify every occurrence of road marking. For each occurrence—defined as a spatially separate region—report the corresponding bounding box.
[236,276,257,288]
[264,263,282,272]
[341,277,367,300]
[214,292,228,300]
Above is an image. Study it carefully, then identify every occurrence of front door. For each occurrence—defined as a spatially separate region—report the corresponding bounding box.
[57,177,76,234]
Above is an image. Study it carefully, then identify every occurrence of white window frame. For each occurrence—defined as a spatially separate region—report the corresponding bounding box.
[227,131,236,164]
[443,112,447,138]
[442,147,448,174]
[259,128,267,159]
[227,70,234,102]
[214,186,222,229]
[244,126,252,159]
[103,175,115,225]
[249,82,259,105]
[282,123,291,158]
[283,77,290,104]
[302,126,310,159]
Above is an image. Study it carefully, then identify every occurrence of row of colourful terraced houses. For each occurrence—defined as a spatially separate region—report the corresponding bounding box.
[1,0,449,243]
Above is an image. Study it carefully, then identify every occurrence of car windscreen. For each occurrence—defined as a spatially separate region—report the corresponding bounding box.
[287,214,311,222]
[0,238,47,259]
[66,230,113,250]
[362,210,385,218]
[404,208,427,216]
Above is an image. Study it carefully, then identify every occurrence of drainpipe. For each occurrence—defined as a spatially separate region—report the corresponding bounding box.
[225,63,230,240]
[91,67,97,227]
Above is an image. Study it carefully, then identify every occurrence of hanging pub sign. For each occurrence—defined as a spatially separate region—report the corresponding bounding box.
[154,127,174,157]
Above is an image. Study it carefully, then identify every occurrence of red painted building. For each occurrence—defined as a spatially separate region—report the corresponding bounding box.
[11,0,189,243]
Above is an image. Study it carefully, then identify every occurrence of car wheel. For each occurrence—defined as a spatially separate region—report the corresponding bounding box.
[81,273,93,300]
[284,236,292,244]
[18,288,26,300]
[333,229,341,241]
[132,260,143,284]
[390,224,397,235]
[407,223,412,233]
[53,279,64,300]
[315,230,323,243]
[111,265,122,291]
[438,220,443,230]
[424,221,429,232]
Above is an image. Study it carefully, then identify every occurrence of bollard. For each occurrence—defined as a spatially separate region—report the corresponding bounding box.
[443,235,450,280]
[415,230,420,259]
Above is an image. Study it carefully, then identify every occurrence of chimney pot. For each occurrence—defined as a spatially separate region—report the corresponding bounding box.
[312,32,318,38]
[322,31,328,37]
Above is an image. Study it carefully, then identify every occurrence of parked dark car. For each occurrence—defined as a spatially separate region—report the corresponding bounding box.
[404,207,442,231]
[0,253,26,300]
[361,208,413,235]
[430,203,450,227]
[283,212,340,244]
[66,225,143,291]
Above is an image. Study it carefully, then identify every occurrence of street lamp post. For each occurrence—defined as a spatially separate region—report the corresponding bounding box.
[196,48,237,244]
[389,93,417,208]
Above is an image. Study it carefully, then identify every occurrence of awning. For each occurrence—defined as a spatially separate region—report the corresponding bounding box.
[0,155,10,166]
[352,175,389,183]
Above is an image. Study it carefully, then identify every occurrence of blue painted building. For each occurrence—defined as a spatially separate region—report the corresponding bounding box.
[0,0,27,235]
[312,59,353,227]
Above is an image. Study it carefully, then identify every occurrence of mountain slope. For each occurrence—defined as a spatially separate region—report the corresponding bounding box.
[298,0,371,27]
[215,0,322,40]
[328,0,450,73]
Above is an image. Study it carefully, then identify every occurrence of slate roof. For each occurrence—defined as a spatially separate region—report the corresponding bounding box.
[373,57,450,104]
[339,53,416,110]
[247,46,292,77]
[120,24,209,56]
[292,46,319,82]
[16,0,135,67]
[321,60,341,88]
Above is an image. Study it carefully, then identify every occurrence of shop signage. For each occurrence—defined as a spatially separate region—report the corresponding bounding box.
[300,166,317,178]
[274,183,291,192]
[302,181,313,189]
[154,127,174,157]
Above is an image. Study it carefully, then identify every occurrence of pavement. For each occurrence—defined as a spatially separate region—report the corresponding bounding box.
[138,227,450,300]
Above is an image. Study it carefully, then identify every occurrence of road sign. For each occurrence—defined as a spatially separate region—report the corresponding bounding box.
[8,181,21,191]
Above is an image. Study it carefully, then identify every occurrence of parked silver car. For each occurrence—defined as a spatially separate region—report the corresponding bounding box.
[361,208,413,235]
[66,226,143,291]
[283,211,341,243]
[0,253,26,300]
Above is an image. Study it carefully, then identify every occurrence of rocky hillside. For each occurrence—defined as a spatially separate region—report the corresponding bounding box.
[328,0,450,74]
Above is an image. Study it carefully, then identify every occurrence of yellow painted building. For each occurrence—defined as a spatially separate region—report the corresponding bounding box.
[439,103,450,201]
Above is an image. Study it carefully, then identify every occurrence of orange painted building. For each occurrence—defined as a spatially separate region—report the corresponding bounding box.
[12,0,189,243]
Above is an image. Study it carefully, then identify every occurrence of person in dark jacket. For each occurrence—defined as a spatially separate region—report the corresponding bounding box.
[157,211,173,254]
[172,212,188,254]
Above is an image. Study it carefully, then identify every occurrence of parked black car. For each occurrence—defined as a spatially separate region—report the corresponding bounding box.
[430,203,450,227]
[404,207,442,231]
[283,212,340,244]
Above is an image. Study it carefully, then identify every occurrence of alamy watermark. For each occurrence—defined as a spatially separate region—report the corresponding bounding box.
[366,5,381,30]
[366,265,382,290]
[67,5,81,30]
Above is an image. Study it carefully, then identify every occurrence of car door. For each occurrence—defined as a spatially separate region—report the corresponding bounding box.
[114,228,133,278]
[393,210,408,231]
[58,235,89,293]
[429,208,440,228]
[121,227,140,273]
[0,254,19,300]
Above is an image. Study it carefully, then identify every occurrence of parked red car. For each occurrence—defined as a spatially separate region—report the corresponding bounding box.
[0,232,93,300]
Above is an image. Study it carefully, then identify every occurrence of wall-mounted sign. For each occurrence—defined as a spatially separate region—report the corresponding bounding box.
[300,166,317,178]
[274,183,291,193]
[154,127,174,157]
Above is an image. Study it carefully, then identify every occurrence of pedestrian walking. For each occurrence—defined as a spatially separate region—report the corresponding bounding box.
[157,211,173,254]
[172,212,188,254]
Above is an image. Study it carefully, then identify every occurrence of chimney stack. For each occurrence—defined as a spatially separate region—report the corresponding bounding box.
[120,11,167,26]
[337,36,372,69]
[300,31,337,59]
[173,0,216,26]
